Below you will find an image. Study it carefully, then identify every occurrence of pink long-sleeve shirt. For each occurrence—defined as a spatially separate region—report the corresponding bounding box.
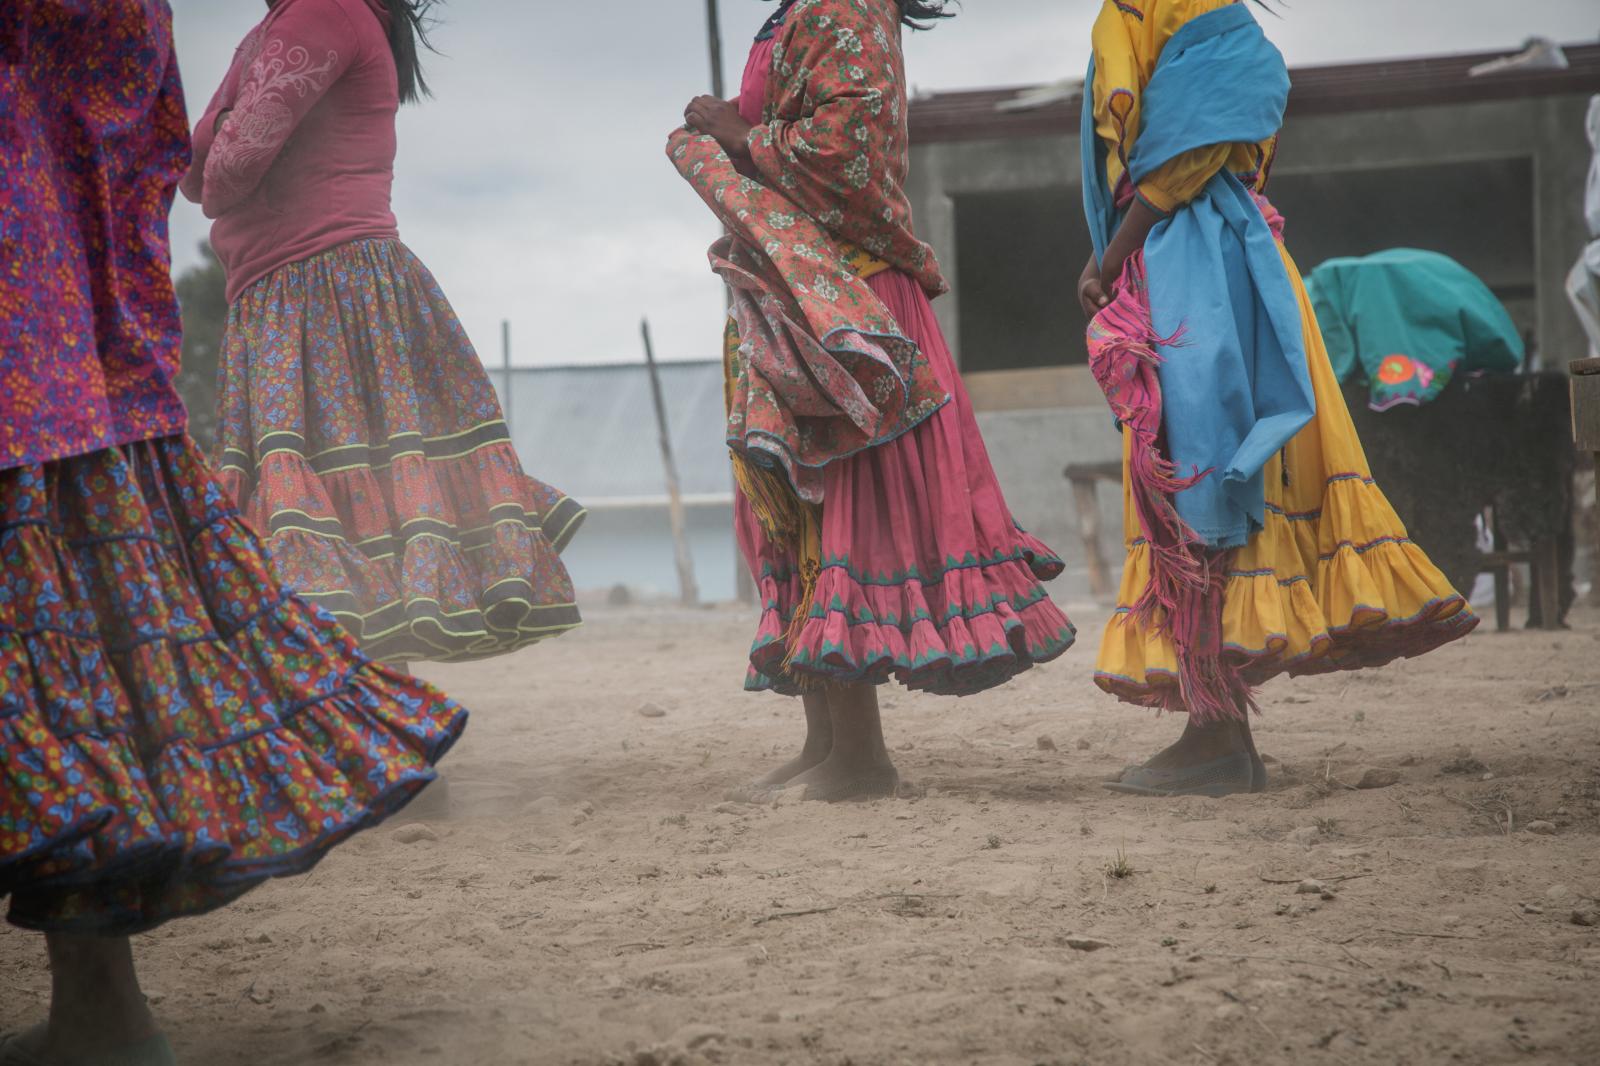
[181,0,400,303]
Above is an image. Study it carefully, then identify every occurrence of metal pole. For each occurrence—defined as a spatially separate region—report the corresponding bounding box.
[706,0,751,604]
[705,0,725,99]
[500,319,514,445]
[641,319,700,606]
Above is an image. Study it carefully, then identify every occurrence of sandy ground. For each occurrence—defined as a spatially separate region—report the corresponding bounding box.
[3,600,1599,1066]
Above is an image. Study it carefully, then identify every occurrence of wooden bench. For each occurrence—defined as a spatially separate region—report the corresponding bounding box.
[1478,537,1564,634]
[1061,460,1122,601]
[1065,463,1557,630]
[1573,358,1600,606]
[1344,375,1575,632]
[1066,374,1578,630]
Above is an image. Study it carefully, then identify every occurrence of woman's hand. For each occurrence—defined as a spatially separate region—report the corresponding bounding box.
[683,95,753,161]
[1078,254,1109,319]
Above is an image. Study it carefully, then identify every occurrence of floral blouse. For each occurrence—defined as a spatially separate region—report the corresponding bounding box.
[0,0,190,470]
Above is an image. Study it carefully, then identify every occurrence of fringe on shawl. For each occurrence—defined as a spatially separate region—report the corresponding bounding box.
[724,319,823,688]
[1088,253,1257,724]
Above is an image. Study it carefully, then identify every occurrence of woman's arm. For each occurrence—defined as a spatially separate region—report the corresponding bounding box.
[738,4,905,230]
[199,2,357,219]
[1097,143,1237,291]
[179,30,259,205]
[1098,198,1163,293]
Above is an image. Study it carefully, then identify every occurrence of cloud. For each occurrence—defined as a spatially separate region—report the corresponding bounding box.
[168,0,1598,369]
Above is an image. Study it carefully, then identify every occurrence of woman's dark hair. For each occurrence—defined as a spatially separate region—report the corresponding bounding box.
[897,0,956,29]
[762,0,956,33]
[385,0,441,105]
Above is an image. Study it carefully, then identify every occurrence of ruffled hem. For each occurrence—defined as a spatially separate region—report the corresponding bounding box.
[2,659,465,935]
[1095,475,1478,705]
[0,437,467,935]
[747,540,1075,697]
[221,441,584,663]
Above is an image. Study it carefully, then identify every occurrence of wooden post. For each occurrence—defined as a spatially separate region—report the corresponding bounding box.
[642,319,700,606]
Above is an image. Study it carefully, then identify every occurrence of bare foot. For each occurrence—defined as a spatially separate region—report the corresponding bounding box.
[2,1024,175,1065]
[778,751,900,803]
[725,692,833,802]
[724,746,831,803]
[754,747,830,789]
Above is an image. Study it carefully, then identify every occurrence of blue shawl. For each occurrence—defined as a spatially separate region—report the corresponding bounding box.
[1081,3,1313,549]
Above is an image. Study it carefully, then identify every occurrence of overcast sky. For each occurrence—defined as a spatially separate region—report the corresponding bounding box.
[167,1,1599,367]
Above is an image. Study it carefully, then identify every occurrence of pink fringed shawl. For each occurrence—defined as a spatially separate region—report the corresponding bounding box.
[1087,249,1255,724]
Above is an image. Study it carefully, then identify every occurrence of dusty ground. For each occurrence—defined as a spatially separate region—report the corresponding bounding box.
[3,600,1599,1066]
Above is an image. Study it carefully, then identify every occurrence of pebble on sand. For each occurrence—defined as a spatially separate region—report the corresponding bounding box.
[1060,936,1112,952]
[1036,735,1058,752]
[667,1025,726,1051]
[637,703,669,719]
[1441,750,1488,775]
[392,824,438,845]
[524,795,562,816]
[1296,879,1327,895]
[1571,907,1598,927]
[1525,821,1558,835]
[1288,826,1323,846]
[1356,768,1402,790]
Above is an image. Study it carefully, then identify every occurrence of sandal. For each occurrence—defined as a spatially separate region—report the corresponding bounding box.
[1102,750,1256,798]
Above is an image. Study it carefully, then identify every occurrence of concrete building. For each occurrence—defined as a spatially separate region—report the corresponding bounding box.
[501,45,1598,605]
[902,43,1600,591]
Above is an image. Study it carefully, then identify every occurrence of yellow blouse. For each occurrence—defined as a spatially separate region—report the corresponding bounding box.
[1090,0,1278,213]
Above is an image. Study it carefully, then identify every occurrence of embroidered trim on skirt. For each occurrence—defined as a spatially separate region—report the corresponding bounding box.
[0,437,467,935]
[216,238,584,664]
[737,270,1076,697]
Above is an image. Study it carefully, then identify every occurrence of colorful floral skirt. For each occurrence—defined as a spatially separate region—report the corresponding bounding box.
[216,239,584,664]
[1096,242,1478,704]
[0,436,466,935]
[737,270,1076,697]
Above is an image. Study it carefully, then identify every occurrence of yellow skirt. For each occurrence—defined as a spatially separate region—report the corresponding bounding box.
[1095,244,1478,705]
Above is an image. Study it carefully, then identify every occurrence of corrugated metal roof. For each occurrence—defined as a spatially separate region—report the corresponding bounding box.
[908,42,1600,145]
[494,360,733,502]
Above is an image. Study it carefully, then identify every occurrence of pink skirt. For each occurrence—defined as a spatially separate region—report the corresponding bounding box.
[738,271,1075,697]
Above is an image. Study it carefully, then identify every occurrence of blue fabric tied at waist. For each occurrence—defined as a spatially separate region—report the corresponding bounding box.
[1081,2,1315,549]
